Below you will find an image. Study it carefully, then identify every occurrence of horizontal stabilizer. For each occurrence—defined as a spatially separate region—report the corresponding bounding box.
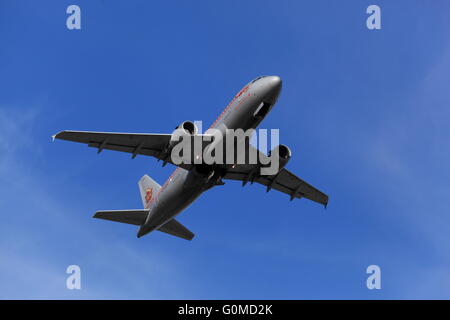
[158,219,194,240]
[94,209,149,226]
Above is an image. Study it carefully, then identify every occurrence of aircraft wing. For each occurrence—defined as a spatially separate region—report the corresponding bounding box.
[223,167,328,206]
[222,144,328,207]
[54,131,328,206]
[53,130,208,170]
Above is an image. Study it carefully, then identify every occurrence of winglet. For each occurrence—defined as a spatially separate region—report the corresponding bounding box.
[52,131,65,142]
[324,197,329,209]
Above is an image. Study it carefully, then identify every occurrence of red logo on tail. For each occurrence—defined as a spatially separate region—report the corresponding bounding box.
[145,188,153,203]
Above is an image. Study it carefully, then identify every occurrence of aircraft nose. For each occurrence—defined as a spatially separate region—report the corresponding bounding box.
[267,75,282,90]
[264,75,282,104]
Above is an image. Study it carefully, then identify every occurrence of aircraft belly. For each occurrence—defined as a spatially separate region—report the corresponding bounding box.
[146,176,204,229]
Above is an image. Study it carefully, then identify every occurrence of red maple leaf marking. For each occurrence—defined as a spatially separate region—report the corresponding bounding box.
[145,188,153,203]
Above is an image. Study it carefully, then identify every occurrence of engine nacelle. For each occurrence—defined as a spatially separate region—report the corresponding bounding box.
[176,121,198,135]
[268,144,292,171]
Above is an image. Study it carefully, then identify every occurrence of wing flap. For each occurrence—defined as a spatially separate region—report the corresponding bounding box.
[54,130,170,156]
[257,169,328,205]
[224,167,328,206]
[53,130,212,170]
[87,141,161,157]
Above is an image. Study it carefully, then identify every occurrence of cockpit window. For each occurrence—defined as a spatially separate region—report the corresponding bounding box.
[251,76,264,83]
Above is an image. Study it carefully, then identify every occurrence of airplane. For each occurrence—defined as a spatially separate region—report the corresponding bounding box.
[53,76,328,240]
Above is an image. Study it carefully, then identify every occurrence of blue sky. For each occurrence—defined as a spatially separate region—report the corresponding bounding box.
[1,0,450,299]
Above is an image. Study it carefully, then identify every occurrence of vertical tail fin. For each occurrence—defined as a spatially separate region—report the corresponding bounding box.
[138,174,161,208]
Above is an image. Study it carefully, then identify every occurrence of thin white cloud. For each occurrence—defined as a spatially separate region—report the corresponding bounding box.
[0,106,190,299]
[364,43,450,297]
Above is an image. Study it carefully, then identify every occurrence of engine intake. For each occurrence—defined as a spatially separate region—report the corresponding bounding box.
[268,144,292,172]
[177,121,198,135]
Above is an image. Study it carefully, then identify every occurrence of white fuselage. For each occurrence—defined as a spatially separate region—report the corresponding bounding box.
[138,76,282,237]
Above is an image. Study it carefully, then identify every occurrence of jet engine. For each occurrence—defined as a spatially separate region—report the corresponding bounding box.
[176,121,198,135]
[268,144,292,172]
[160,121,199,167]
